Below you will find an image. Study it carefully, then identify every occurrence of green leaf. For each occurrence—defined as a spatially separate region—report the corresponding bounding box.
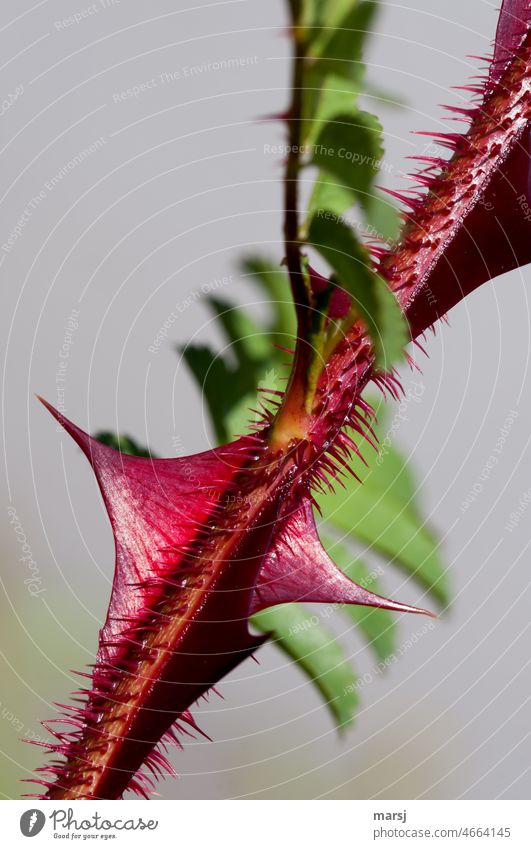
[239,257,296,345]
[182,284,294,442]
[307,212,408,368]
[223,390,259,438]
[311,75,361,130]
[305,0,374,55]
[301,0,377,142]
[313,1,378,83]
[318,399,448,609]
[364,191,402,243]
[303,74,360,146]
[182,341,287,442]
[252,603,359,728]
[316,458,449,606]
[94,432,152,457]
[322,535,396,662]
[207,297,270,363]
[301,0,328,35]
[305,181,401,246]
[179,344,245,443]
[347,394,428,515]
[306,171,354,226]
[310,111,384,213]
[183,294,289,442]
[225,366,285,437]
[367,429,423,513]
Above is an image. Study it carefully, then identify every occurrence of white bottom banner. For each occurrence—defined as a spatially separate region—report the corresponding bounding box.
[2,799,530,848]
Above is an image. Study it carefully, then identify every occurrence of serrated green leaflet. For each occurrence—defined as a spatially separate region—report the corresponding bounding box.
[310,111,384,213]
[365,191,402,243]
[179,298,279,443]
[313,1,378,83]
[251,603,359,729]
[207,297,271,362]
[305,162,400,246]
[316,436,449,607]
[361,401,426,514]
[239,256,296,345]
[303,74,361,146]
[179,344,243,444]
[318,398,448,608]
[307,212,407,368]
[306,172,355,226]
[304,0,373,54]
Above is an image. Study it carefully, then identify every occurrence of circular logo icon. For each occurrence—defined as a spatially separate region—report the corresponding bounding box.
[20,809,46,837]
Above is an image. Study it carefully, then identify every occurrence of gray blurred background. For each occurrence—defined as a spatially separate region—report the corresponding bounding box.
[1,0,530,800]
